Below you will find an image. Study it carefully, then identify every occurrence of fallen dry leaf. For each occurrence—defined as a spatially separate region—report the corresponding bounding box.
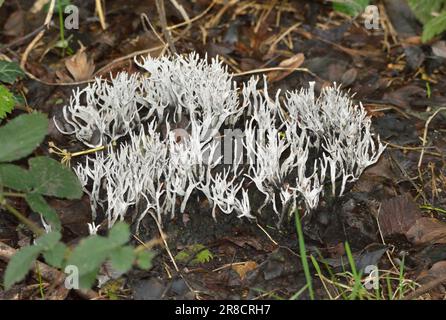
[268,53,305,83]
[406,217,446,245]
[432,41,446,59]
[3,11,24,37]
[232,261,258,280]
[378,194,422,238]
[64,46,95,82]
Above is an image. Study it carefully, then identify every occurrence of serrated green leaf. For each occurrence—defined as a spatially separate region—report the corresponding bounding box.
[28,156,82,199]
[0,113,48,162]
[66,236,112,276]
[408,0,446,24]
[35,231,61,250]
[78,268,100,289]
[175,244,213,266]
[109,246,135,272]
[193,249,214,264]
[4,245,41,289]
[0,85,14,120]
[422,11,446,42]
[136,251,154,270]
[108,222,130,246]
[25,193,61,231]
[43,242,67,268]
[0,61,24,84]
[333,0,370,16]
[0,164,32,191]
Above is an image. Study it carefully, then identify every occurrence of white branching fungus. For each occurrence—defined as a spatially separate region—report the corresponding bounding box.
[57,53,385,230]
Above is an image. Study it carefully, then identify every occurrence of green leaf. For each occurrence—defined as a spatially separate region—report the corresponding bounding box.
[108,222,130,246]
[78,268,100,289]
[175,244,213,266]
[408,0,446,24]
[25,193,61,231]
[43,242,67,268]
[136,251,154,270]
[422,11,446,42]
[194,249,214,264]
[333,0,370,16]
[66,236,112,276]
[0,85,14,120]
[0,164,32,191]
[28,156,82,199]
[109,246,135,272]
[35,231,61,250]
[0,61,25,84]
[4,244,41,289]
[0,113,48,162]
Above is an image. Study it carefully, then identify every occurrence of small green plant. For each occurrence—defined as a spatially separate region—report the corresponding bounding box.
[332,0,371,17]
[294,211,315,300]
[0,60,25,120]
[175,244,214,266]
[44,0,74,55]
[408,0,446,42]
[293,212,418,300]
[0,113,154,291]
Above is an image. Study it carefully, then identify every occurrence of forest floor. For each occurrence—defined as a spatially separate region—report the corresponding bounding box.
[1,0,446,300]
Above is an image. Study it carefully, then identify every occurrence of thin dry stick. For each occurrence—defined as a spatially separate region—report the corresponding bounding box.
[375,204,399,271]
[418,107,446,169]
[169,0,191,30]
[256,222,278,246]
[140,13,166,46]
[155,0,177,54]
[169,0,216,31]
[20,0,55,69]
[149,211,179,272]
[234,66,316,77]
[95,0,107,30]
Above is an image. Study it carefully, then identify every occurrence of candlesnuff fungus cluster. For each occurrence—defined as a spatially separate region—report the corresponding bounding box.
[54,53,385,231]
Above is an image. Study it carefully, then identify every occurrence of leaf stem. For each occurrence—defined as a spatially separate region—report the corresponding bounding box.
[1,199,44,236]
[3,192,26,198]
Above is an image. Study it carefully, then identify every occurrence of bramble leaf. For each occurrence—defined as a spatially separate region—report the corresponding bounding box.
[26,193,62,231]
[0,61,24,84]
[29,156,83,199]
[0,85,14,120]
[0,113,48,162]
